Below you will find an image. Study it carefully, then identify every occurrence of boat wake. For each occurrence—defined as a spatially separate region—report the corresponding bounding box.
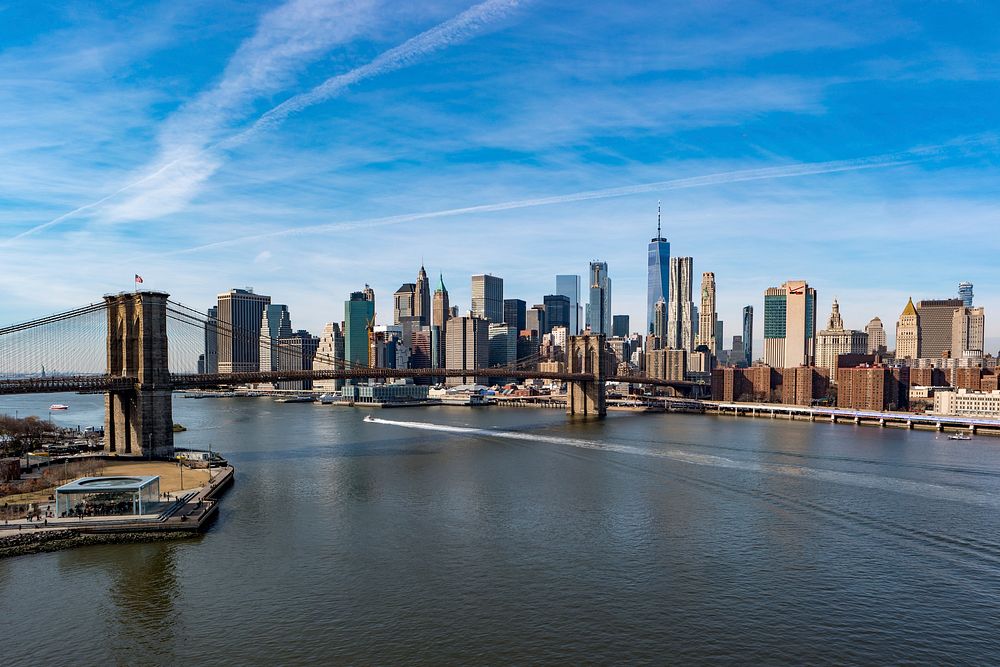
[365,417,1000,510]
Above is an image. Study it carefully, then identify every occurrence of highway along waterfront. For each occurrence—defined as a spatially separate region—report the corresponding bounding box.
[3,392,1000,664]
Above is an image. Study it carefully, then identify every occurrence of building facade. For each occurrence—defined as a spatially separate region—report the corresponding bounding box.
[742,305,753,365]
[471,274,504,323]
[586,261,612,335]
[815,300,868,381]
[696,272,716,353]
[667,256,694,351]
[543,294,571,334]
[313,322,345,391]
[612,314,630,338]
[895,297,920,360]
[952,306,985,356]
[916,298,964,358]
[555,274,581,334]
[345,291,375,371]
[503,299,526,332]
[217,288,271,373]
[958,281,974,308]
[414,265,431,326]
[203,306,218,375]
[866,317,887,354]
[934,388,1000,417]
[445,315,490,386]
[762,281,816,369]
[393,283,416,324]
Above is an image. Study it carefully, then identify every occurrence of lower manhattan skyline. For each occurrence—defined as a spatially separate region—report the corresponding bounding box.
[0,1,997,352]
[6,3,1000,665]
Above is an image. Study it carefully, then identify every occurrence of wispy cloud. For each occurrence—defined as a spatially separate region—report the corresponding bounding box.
[145,143,950,258]
[3,0,524,243]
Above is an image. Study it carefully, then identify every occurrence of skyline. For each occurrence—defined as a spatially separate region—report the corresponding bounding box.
[1,1,998,349]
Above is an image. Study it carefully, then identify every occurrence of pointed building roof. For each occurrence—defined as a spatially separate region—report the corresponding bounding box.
[901,297,917,317]
[436,273,447,293]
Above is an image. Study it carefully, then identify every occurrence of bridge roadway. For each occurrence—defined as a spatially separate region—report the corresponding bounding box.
[0,369,702,395]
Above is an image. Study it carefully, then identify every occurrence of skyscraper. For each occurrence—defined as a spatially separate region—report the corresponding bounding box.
[543,294,571,334]
[647,202,670,335]
[895,298,920,359]
[916,299,964,358]
[432,274,450,331]
[313,322,345,391]
[742,306,753,365]
[471,274,503,323]
[393,283,416,324]
[345,290,375,370]
[430,275,448,371]
[696,272,716,353]
[445,315,489,386]
[555,275,581,334]
[526,304,546,336]
[651,300,667,345]
[259,304,293,373]
[612,314,630,338]
[203,306,218,375]
[958,281,974,308]
[586,261,612,335]
[763,281,817,368]
[783,280,817,368]
[503,299,526,332]
[952,306,985,356]
[217,288,271,373]
[415,265,431,326]
[763,287,787,368]
[815,300,868,379]
[667,256,694,351]
[866,317,886,354]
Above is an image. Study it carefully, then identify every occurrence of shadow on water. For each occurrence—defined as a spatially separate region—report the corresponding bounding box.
[57,540,192,663]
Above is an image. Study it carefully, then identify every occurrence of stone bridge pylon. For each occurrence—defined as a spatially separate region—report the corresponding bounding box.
[566,333,606,418]
[104,291,175,458]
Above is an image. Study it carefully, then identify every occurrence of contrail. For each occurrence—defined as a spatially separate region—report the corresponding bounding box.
[147,148,922,258]
[1,0,523,246]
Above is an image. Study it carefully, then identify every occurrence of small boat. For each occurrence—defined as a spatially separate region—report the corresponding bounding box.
[947,433,973,441]
[319,393,337,404]
[363,414,375,423]
[49,404,69,410]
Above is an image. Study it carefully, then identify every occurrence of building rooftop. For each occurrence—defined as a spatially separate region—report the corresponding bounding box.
[56,475,159,493]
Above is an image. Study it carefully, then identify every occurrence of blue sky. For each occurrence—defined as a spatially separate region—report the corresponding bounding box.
[1,0,998,352]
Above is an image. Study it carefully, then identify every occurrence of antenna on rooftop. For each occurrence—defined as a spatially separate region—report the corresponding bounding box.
[657,200,662,238]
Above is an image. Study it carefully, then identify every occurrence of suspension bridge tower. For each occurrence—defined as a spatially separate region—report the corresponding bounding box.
[566,333,606,418]
[104,291,175,458]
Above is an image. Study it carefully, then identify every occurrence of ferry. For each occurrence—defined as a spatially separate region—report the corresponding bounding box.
[947,433,973,441]
[274,396,314,404]
[49,404,69,411]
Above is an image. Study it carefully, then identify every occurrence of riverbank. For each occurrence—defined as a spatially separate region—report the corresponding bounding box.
[0,528,196,559]
[0,465,234,558]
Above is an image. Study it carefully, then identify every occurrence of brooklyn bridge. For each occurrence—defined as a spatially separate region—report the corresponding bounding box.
[0,291,705,458]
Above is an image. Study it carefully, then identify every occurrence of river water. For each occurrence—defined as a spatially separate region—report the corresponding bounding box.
[3,393,1000,665]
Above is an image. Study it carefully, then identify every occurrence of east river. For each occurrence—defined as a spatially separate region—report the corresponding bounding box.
[3,393,1000,664]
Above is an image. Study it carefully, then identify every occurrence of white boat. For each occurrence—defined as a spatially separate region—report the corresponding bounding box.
[947,433,973,441]
[49,404,69,410]
[363,414,375,423]
[319,393,337,404]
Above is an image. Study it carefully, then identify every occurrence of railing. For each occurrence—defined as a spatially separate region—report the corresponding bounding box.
[0,369,707,395]
[0,375,135,395]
